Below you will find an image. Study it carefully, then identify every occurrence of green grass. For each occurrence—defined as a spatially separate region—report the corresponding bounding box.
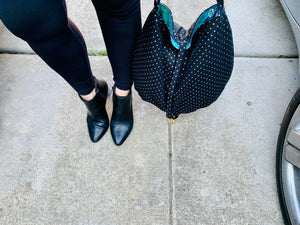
[91,50,107,56]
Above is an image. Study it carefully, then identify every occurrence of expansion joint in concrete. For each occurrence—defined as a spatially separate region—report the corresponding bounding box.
[168,123,174,225]
[0,51,108,56]
[234,54,299,59]
[0,51,35,55]
[1,51,298,59]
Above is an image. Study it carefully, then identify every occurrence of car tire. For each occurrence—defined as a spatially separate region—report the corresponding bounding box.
[276,87,300,225]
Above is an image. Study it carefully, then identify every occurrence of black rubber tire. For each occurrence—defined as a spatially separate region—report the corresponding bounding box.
[276,87,300,225]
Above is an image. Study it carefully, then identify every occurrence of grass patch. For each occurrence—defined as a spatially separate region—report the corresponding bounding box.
[91,50,107,56]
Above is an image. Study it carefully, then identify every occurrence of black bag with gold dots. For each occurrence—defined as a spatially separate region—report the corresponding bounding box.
[131,0,234,123]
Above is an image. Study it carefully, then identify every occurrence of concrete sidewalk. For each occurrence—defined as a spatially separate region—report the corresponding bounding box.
[0,0,299,224]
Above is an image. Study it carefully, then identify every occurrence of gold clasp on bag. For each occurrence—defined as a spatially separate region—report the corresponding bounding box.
[166,118,174,125]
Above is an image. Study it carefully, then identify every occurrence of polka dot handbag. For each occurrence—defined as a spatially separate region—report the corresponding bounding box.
[131,0,234,123]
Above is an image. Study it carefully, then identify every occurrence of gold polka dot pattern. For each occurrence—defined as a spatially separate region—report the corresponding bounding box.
[131,0,234,120]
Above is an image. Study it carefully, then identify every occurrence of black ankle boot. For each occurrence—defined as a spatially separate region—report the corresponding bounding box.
[110,89,133,146]
[80,78,109,142]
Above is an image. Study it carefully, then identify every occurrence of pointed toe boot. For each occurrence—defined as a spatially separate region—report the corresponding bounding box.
[81,78,109,142]
[110,89,133,146]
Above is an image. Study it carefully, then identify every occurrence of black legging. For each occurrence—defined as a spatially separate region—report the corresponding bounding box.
[0,0,141,95]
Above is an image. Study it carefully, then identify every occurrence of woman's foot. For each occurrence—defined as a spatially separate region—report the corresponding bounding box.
[80,78,109,142]
[110,87,133,146]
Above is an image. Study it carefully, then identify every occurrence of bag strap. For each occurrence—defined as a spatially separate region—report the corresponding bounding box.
[154,0,160,9]
[217,0,224,7]
[155,0,224,8]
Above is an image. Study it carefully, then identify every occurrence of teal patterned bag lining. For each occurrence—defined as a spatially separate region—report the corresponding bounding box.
[156,3,222,49]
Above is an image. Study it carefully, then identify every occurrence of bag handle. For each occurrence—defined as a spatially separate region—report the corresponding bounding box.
[154,0,224,8]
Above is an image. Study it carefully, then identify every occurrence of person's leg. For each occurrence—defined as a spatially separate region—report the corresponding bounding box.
[0,0,95,97]
[0,0,109,141]
[91,0,142,96]
[91,0,141,145]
